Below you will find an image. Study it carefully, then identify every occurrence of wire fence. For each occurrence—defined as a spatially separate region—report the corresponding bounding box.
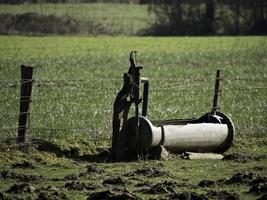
[0,75,266,148]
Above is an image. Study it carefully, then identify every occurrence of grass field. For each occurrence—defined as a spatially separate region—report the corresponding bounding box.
[0,36,266,199]
[0,3,154,35]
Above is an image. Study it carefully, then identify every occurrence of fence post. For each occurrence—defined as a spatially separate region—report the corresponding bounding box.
[212,70,221,115]
[17,65,34,144]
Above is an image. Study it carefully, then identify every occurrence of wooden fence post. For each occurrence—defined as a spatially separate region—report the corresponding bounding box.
[17,65,34,144]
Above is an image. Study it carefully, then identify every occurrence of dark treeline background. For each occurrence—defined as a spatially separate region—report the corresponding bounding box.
[146,0,267,35]
[0,0,266,35]
[0,0,147,3]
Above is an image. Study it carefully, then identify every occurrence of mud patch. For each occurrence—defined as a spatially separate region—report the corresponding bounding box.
[49,163,70,169]
[139,181,175,194]
[198,180,216,187]
[12,161,35,169]
[225,172,255,184]
[87,189,141,200]
[0,192,6,200]
[253,166,265,171]
[79,165,104,177]
[135,182,152,188]
[167,192,208,200]
[249,183,267,194]
[65,181,96,191]
[0,171,12,179]
[251,176,267,185]
[87,165,104,173]
[37,191,68,200]
[0,170,45,182]
[223,153,266,163]
[125,167,169,178]
[7,183,35,194]
[257,194,267,200]
[207,191,239,200]
[103,176,125,185]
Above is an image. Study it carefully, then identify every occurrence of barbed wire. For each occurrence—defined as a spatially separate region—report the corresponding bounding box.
[0,76,266,82]
[1,86,266,103]
[150,86,267,92]
[1,76,266,143]
[1,123,265,132]
[0,77,266,88]
[0,103,265,117]
[1,85,266,103]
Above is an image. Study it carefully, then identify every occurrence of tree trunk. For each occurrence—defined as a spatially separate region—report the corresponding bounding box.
[205,0,215,34]
[234,0,240,34]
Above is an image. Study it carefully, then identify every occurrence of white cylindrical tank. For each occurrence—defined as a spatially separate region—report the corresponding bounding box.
[125,113,234,154]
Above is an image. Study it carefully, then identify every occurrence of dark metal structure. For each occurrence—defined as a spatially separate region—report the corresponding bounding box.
[112,51,235,161]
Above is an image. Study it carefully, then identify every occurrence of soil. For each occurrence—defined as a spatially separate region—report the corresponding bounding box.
[79,164,105,177]
[0,170,45,182]
[249,183,267,194]
[225,172,255,184]
[251,176,267,185]
[7,183,35,194]
[86,165,104,173]
[167,192,208,200]
[198,180,216,187]
[65,181,96,191]
[139,182,175,194]
[37,191,68,200]
[223,153,267,163]
[103,176,125,185]
[11,161,35,169]
[207,191,240,200]
[87,189,141,200]
[257,194,267,200]
[125,167,169,178]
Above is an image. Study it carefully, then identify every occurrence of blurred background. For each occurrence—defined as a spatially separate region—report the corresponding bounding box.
[0,0,266,36]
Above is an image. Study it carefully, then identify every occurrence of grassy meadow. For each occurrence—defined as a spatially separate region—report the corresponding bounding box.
[0,0,266,191]
[1,36,266,140]
[0,36,266,199]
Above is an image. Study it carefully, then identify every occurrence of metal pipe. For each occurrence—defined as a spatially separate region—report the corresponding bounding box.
[142,80,149,117]
[125,113,234,154]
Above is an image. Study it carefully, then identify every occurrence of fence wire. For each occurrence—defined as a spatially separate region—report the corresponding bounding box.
[0,76,266,146]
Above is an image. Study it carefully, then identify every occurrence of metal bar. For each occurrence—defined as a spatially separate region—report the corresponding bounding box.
[142,80,149,117]
[212,70,221,114]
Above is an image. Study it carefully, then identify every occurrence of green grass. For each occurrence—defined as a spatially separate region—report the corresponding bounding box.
[0,36,266,199]
[0,36,266,140]
[0,3,154,35]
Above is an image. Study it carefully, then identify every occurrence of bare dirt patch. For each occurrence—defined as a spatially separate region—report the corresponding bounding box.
[139,181,176,194]
[223,153,266,163]
[87,189,141,200]
[207,191,239,200]
[65,181,96,191]
[11,161,35,169]
[125,167,170,178]
[103,176,125,185]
